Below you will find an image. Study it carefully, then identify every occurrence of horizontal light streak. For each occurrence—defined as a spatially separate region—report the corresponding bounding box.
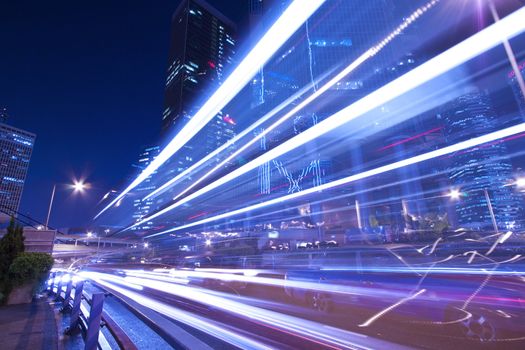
[138,6,525,233]
[81,273,272,350]
[94,0,326,219]
[116,273,407,349]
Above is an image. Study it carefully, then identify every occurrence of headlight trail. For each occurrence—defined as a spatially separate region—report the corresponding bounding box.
[149,122,525,237]
[94,0,326,219]
[140,0,441,204]
[133,6,525,234]
[93,271,411,350]
[358,289,427,328]
[122,268,409,300]
[79,272,273,350]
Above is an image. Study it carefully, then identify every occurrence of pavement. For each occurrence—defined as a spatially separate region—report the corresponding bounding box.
[0,296,59,350]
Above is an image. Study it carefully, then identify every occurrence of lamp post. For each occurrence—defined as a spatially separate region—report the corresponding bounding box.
[516,178,525,190]
[449,187,499,233]
[45,180,87,230]
[483,189,499,234]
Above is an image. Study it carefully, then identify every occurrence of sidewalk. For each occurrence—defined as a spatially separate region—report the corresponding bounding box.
[0,296,59,350]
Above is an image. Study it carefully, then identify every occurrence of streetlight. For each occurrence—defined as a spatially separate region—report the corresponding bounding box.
[448,188,498,232]
[516,177,525,189]
[87,231,93,238]
[45,180,88,229]
[143,242,149,248]
[448,189,461,200]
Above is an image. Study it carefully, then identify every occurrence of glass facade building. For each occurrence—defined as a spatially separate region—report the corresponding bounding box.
[0,119,35,216]
[131,145,161,232]
[160,0,237,186]
[444,91,523,230]
[508,60,525,119]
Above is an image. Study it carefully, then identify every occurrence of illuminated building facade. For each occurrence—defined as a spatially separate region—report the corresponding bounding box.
[131,145,160,232]
[508,60,525,119]
[0,112,35,216]
[158,0,237,200]
[444,91,522,230]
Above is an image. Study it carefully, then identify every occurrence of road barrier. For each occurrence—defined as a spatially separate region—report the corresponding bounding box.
[47,271,137,350]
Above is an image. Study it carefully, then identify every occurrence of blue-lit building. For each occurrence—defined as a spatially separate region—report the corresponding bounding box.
[444,91,523,231]
[508,60,525,119]
[130,145,160,232]
[0,110,36,216]
[250,1,396,235]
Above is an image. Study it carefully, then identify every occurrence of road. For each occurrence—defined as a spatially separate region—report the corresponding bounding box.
[74,242,525,349]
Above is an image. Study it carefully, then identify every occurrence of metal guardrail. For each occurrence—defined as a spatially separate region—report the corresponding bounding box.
[47,271,212,350]
[47,271,137,350]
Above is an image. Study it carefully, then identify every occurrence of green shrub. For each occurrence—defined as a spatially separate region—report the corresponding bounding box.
[9,252,54,287]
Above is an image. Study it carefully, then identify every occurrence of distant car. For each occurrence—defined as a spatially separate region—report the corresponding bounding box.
[297,242,313,249]
[313,240,339,248]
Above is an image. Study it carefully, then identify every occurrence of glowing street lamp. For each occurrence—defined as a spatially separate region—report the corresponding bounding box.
[87,231,93,238]
[205,239,212,247]
[143,242,149,248]
[516,177,525,188]
[72,180,87,193]
[448,189,461,200]
[45,180,89,229]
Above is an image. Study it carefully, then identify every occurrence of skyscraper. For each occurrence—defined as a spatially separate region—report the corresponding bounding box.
[0,109,36,216]
[444,91,523,231]
[159,0,238,196]
[162,0,237,134]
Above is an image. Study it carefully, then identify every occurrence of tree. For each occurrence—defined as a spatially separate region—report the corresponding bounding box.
[0,218,25,275]
[0,218,25,296]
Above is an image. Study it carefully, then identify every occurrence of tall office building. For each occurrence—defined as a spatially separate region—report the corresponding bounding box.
[130,145,161,232]
[444,91,522,231]
[162,0,237,133]
[0,109,36,216]
[508,60,525,119]
[159,0,238,195]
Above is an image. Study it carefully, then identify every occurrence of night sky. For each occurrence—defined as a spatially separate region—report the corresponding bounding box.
[0,0,245,229]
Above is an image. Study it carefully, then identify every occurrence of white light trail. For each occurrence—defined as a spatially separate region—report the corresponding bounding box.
[149,122,525,237]
[137,6,525,234]
[141,0,441,203]
[80,272,272,350]
[358,289,426,327]
[114,274,408,349]
[94,0,326,219]
[487,230,513,255]
[123,268,407,300]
